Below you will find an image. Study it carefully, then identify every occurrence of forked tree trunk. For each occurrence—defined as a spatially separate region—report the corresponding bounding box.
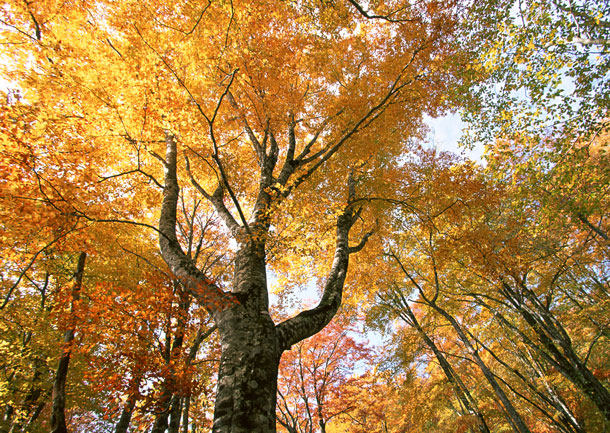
[159,106,371,430]
[210,240,282,432]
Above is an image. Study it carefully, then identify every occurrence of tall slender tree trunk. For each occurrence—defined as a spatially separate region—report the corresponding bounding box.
[152,287,189,433]
[115,396,138,433]
[472,296,586,433]
[501,281,610,422]
[391,252,532,433]
[115,371,143,433]
[390,293,491,433]
[115,394,138,433]
[8,364,44,433]
[50,252,86,433]
[23,402,45,432]
[167,396,183,433]
[526,349,585,433]
[180,396,191,433]
[2,406,13,433]
[427,301,533,433]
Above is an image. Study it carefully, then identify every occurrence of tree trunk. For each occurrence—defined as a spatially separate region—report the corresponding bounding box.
[158,132,366,432]
[115,393,138,433]
[501,281,610,422]
[212,305,281,432]
[420,296,532,433]
[392,252,532,433]
[150,396,170,433]
[8,363,45,433]
[115,370,143,433]
[167,396,182,433]
[180,396,190,433]
[472,296,585,433]
[2,406,13,433]
[391,293,491,433]
[50,252,86,433]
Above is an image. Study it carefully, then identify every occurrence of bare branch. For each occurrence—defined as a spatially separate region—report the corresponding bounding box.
[97,168,163,189]
[227,91,265,164]
[346,0,417,23]
[1,222,78,310]
[106,38,123,57]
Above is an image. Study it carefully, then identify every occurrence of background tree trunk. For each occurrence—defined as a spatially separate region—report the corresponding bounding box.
[387,292,491,433]
[50,252,86,433]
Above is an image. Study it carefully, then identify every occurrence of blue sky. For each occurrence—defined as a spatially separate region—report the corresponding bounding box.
[425,113,484,161]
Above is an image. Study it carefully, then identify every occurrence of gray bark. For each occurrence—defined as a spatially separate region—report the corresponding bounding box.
[158,123,369,432]
[429,301,532,433]
[391,254,532,433]
[500,280,610,423]
[472,297,585,433]
[180,396,190,433]
[167,396,182,433]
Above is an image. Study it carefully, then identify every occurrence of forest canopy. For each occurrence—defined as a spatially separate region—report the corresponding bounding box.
[0,0,608,432]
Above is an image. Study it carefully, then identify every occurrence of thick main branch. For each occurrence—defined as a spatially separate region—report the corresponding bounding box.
[158,132,232,314]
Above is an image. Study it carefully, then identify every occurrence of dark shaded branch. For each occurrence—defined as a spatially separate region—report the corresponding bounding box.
[346,0,417,22]
[285,58,419,197]
[348,229,374,254]
[106,38,123,57]
[28,10,41,40]
[227,91,265,165]
[205,71,252,234]
[184,1,212,35]
[97,167,163,189]
[576,212,609,240]
[382,287,491,433]
[1,222,78,310]
[50,252,86,433]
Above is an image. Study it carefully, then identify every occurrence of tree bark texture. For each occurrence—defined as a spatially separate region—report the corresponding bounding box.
[50,252,86,433]
[158,126,367,432]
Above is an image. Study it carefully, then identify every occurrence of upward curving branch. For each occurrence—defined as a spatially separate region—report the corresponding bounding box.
[275,174,372,350]
[273,55,420,202]
[158,132,233,314]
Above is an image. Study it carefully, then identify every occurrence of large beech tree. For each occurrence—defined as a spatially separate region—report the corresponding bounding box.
[1,0,463,431]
